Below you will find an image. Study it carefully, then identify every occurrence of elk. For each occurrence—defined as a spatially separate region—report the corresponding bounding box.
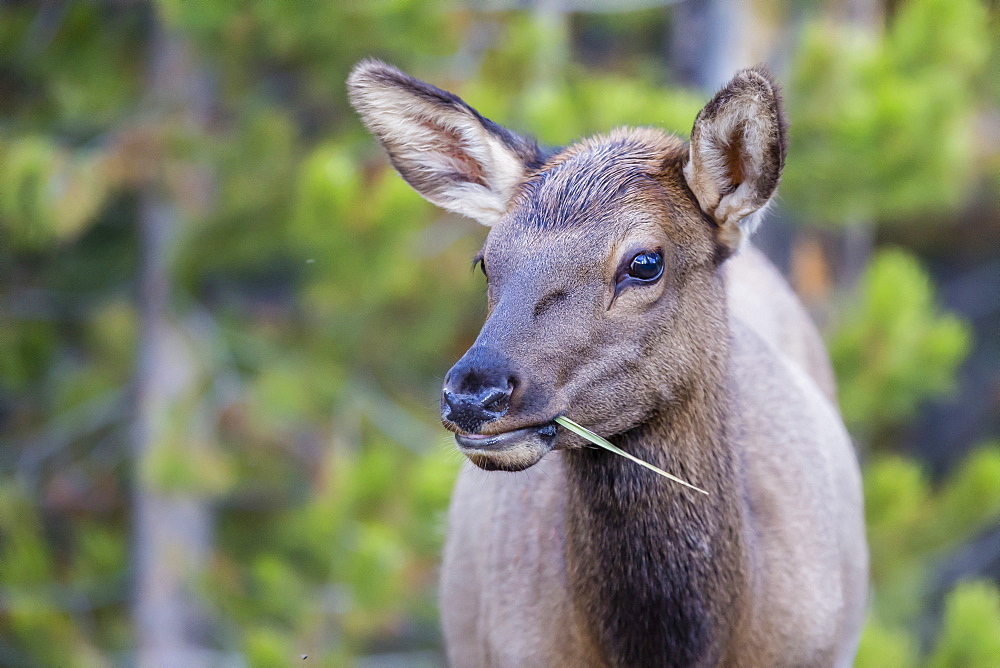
[348,61,868,667]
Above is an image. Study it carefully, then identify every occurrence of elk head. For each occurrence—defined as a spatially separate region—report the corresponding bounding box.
[348,61,787,472]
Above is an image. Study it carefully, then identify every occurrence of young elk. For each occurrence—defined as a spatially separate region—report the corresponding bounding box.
[349,61,868,667]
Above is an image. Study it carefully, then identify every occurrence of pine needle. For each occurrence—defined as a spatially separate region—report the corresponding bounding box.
[554,416,709,495]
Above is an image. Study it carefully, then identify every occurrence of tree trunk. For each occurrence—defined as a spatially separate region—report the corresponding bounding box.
[670,0,752,93]
[131,18,213,665]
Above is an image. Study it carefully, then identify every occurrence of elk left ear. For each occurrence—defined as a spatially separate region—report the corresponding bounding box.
[684,66,787,252]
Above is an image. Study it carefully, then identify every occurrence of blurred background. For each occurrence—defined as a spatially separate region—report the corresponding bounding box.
[0,0,998,665]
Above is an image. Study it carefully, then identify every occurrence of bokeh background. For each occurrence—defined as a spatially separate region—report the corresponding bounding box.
[1,0,999,665]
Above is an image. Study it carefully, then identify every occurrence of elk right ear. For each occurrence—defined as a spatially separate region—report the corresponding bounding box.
[347,60,543,226]
[684,66,787,252]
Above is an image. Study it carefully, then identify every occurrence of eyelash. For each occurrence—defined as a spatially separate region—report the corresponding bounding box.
[472,255,487,278]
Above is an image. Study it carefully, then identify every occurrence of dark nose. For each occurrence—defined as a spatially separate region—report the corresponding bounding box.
[442,347,517,434]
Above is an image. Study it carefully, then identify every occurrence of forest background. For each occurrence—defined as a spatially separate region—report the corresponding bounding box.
[1,0,999,665]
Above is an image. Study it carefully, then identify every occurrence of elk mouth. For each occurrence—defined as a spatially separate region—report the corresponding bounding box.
[454,422,558,472]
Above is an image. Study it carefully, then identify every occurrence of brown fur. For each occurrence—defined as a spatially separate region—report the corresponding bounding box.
[726,245,838,402]
[348,61,867,667]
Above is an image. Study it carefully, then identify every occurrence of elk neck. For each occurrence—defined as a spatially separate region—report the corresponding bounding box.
[561,301,752,666]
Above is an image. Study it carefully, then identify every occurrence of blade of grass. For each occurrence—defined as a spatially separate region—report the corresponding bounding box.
[555,416,708,495]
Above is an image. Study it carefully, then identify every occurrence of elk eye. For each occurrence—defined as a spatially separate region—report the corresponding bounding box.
[626,251,663,282]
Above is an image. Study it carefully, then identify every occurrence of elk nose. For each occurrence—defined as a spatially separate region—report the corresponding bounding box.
[442,348,516,434]
[442,386,512,433]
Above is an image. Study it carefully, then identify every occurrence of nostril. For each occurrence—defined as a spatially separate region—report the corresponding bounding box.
[481,390,509,414]
[480,379,514,415]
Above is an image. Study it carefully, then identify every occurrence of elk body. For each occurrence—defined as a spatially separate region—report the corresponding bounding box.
[349,61,868,667]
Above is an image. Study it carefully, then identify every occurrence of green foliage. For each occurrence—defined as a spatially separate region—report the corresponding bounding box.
[855,618,919,668]
[864,446,1000,614]
[210,440,460,659]
[141,436,235,497]
[927,581,1000,668]
[0,483,114,664]
[0,136,110,248]
[514,73,704,145]
[857,444,1000,664]
[829,248,971,436]
[783,0,991,225]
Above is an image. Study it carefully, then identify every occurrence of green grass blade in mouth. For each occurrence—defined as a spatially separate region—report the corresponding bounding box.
[554,416,709,495]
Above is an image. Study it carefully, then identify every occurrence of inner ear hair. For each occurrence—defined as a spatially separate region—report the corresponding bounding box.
[684,66,787,252]
[347,60,544,226]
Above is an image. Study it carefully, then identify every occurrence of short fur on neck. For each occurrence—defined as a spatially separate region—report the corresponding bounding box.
[562,274,751,667]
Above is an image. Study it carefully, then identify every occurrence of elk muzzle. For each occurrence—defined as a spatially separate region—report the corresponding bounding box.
[441,345,558,471]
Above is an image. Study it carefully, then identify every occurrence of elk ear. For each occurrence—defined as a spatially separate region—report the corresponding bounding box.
[684,66,787,252]
[347,60,543,226]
